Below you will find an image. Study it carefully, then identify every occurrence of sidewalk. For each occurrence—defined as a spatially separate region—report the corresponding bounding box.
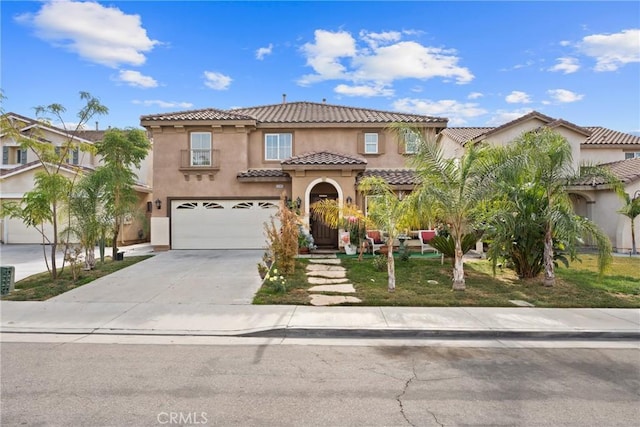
[1,301,638,340]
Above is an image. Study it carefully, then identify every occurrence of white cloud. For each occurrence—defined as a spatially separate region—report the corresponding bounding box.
[359,30,402,48]
[298,29,473,88]
[547,89,584,103]
[486,108,534,126]
[299,30,357,85]
[256,43,273,60]
[579,29,640,71]
[500,60,535,72]
[559,40,571,47]
[203,71,232,90]
[468,92,483,100]
[548,57,580,74]
[117,70,158,88]
[334,84,394,97]
[393,98,487,125]
[132,100,193,109]
[505,91,532,104]
[352,41,473,84]
[15,0,159,68]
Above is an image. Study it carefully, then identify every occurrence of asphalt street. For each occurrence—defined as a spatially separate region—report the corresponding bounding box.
[1,342,638,426]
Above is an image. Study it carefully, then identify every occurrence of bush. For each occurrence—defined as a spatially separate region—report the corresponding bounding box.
[372,255,387,271]
[264,194,299,275]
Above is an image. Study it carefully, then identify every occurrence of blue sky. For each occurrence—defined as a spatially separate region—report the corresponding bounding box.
[2,1,639,133]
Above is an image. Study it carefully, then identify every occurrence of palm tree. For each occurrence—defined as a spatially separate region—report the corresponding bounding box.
[394,124,490,291]
[618,193,640,255]
[483,128,613,286]
[311,198,372,260]
[357,176,415,292]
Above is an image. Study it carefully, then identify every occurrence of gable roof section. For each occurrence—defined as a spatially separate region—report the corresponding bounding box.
[440,127,493,144]
[2,112,100,144]
[0,160,95,179]
[281,151,367,166]
[479,111,591,142]
[583,127,640,146]
[140,108,255,123]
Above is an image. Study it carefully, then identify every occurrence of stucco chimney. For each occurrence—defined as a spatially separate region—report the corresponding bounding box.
[322,98,326,104]
[95,121,99,131]
[282,93,287,104]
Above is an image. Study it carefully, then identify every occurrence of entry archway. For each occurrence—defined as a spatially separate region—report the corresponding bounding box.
[307,181,340,249]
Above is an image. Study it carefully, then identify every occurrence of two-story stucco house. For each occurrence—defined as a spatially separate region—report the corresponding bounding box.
[140,100,447,250]
[0,112,153,244]
[438,111,640,253]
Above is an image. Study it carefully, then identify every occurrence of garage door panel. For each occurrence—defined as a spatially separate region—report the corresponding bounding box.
[172,200,277,249]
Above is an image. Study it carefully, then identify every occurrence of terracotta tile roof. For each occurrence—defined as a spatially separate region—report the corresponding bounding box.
[574,158,640,186]
[357,169,419,186]
[236,169,290,178]
[230,101,447,124]
[281,151,367,166]
[583,127,640,146]
[72,130,105,142]
[440,127,493,144]
[140,108,255,122]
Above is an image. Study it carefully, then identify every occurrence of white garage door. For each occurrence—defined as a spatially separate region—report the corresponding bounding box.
[171,200,279,249]
[2,217,54,244]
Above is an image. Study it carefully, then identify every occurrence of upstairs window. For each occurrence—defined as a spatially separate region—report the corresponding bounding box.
[364,133,378,154]
[404,131,419,154]
[265,133,292,160]
[624,152,640,159]
[191,132,212,166]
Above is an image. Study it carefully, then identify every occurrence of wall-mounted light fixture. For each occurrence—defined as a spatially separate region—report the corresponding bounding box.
[346,196,353,205]
[155,198,162,210]
[296,196,302,209]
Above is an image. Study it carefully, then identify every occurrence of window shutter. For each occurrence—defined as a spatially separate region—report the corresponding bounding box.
[398,133,406,154]
[2,146,8,164]
[357,132,365,154]
[20,149,27,164]
[378,133,385,154]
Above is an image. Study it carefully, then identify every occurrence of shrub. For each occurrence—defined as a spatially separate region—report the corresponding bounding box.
[372,254,387,271]
[264,193,299,275]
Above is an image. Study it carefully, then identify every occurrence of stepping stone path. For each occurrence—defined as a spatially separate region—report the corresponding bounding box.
[305,256,362,306]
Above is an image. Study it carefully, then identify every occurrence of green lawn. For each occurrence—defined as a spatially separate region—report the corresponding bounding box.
[253,254,640,308]
[1,256,153,301]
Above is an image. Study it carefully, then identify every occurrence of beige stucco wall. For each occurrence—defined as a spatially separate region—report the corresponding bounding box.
[484,120,584,173]
[438,135,465,159]
[580,147,638,165]
[578,181,640,253]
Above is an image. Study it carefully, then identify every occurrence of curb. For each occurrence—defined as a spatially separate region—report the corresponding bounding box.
[240,328,640,341]
[3,327,638,341]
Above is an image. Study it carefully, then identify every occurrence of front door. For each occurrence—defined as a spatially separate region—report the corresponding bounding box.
[310,192,339,249]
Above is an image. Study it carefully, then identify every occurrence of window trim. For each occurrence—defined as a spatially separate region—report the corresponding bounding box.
[364,133,379,154]
[264,132,293,161]
[190,132,212,166]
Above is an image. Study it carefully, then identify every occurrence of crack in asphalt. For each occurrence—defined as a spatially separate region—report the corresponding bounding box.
[396,365,417,426]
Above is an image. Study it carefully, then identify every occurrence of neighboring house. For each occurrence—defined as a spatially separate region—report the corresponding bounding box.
[439,111,640,253]
[0,112,153,245]
[140,100,447,250]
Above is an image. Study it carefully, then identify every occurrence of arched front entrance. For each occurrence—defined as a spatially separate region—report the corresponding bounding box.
[309,182,339,249]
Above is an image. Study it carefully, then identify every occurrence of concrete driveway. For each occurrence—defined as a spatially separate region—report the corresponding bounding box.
[1,245,264,305]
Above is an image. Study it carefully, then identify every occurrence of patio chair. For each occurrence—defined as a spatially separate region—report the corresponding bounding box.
[419,230,439,254]
[365,230,384,255]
